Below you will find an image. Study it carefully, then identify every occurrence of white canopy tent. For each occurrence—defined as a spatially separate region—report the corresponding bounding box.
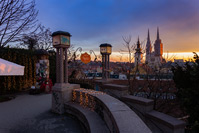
[0,58,24,76]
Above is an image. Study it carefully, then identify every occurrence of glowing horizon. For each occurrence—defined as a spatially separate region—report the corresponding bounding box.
[109,52,199,62]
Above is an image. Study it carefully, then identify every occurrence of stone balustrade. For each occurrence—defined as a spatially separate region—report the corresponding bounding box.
[67,88,152,133]
[121,95,186,133]
[95,82,186,133]
[54,81,186,133]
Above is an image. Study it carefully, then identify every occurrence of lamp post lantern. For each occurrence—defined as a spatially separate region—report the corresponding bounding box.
[100,43,112,80]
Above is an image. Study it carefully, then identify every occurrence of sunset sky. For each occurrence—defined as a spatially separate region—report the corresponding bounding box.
[35,0,199,62]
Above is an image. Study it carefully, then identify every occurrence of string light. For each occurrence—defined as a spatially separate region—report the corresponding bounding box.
[80,91,83,106]
[72,88,105,111]
[84,93,89,108]
[72,90,77,102]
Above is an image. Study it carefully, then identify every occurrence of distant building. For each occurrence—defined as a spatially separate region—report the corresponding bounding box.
[145,28,165,68]
[174,59,184,63]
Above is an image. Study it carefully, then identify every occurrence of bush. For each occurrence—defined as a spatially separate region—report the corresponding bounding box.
[172,53,199,132]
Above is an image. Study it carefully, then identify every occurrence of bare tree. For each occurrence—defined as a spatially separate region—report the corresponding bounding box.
[131,56,177,111]
[0,0,38,48]
[20,34,38,50]
[120,36,146,70]
[120,35,134,63]
[19,25,53,51]
[119,36,135,92]
[36,26,53,50]
[120,36,146,85]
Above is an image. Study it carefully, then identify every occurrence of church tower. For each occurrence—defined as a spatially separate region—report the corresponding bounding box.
[134,37,143,65]
[154,27,163,56]
[145,29,152,64]
[153,27,164,67]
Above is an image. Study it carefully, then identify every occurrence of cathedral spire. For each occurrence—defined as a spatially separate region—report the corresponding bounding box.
[147,29,150,41]
[145,29,152,64]
[157,27,160,40]
[154,27,163,56]
[137,36,140,49]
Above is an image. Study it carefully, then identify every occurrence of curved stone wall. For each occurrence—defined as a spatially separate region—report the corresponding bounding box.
[68,88,152,133]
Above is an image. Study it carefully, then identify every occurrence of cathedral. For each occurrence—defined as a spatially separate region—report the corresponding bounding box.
[134,27,165,69]
[145,28,165,68]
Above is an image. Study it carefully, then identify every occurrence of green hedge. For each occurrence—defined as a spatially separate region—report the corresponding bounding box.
[0,48,36,94]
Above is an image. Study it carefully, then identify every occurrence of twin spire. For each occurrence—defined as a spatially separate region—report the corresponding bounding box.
[137,27,160,50]
[147,27,160,42]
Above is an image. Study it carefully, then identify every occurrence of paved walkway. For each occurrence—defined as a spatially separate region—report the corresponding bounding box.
[0,94,83,133]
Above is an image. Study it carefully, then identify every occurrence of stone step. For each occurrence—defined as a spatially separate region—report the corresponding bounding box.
[64,102,109,133]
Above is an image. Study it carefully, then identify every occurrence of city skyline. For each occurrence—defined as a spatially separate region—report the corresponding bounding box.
[35,0,199,62]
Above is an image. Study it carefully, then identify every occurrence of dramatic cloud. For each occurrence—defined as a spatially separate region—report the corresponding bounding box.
[36,0,199,53]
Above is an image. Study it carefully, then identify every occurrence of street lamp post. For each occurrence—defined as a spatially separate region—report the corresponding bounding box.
[51,31,81,114]
[52,31,71,84]
[99,43,112,80]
